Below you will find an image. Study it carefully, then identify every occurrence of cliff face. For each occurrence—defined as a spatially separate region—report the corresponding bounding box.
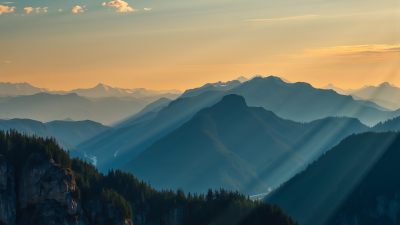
[0,153,131,225]
[17,154,85,225]
[0,132,298,225]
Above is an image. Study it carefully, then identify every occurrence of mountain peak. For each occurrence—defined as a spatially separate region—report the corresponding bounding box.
[216,94,247,108]
[250,75,286,84]
[323,83,336,89]
[94,83,110,89]
[236,76,249,83]
[266,75,285,81]
[379,82,395,88]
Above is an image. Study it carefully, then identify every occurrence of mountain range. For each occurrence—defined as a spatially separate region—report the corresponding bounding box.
[230,76,394,125]
[0,119,109,149]
[3,76,400,224]
[0,82,180,99]
[78,76,399,172]
[351,82,400,110]
[120,95,368,194]
[54,83,180,99]
[267,132,400,225]
[0,93,164,125]
[0,82,47,96]
[324,82,400,110]
[4,76,400,195]
[0,82,180,124]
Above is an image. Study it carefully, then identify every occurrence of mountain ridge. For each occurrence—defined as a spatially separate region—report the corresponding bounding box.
[125,94,368,194]
[0,118,109,149]
[350,82,400,110]
[267,132,400,225]
[0,93,162,124]
[79,75,397,173]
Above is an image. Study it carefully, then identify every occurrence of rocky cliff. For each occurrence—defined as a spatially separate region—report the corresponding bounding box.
[0,131,298,225]
[0,153,131,225]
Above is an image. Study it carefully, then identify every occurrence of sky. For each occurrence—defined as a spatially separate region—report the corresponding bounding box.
[0,0,399,91]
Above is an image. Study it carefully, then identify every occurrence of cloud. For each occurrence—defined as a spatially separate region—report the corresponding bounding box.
[307,44,400,57]
[23,7,33,14]
[2,60,12,64]
[0,4,15,15]
[71,5,85,14]
[39,7,48,13]
[23,7,48,14]
[245,15,319,23]
[143,7,152,11]
[102,0,134,13]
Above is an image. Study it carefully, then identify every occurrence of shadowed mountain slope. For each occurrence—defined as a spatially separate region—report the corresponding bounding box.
[125,95,368,194]
[79,76,394,172]
[230,76,394,125]
[0,131,298,225]
[267,132,400,225]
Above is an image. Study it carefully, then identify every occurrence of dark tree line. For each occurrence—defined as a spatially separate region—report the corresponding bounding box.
[0,131,297,225]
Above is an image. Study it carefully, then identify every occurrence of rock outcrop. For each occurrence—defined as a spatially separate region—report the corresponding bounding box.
[17,154,86,225]
[0,153,130,225]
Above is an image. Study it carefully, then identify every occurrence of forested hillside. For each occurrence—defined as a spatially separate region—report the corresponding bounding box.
[0,131,297,225]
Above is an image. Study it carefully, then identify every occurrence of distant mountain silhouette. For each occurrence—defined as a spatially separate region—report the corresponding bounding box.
[177,76,396,125]
[229,76,394,125]
[56,83,180,99]
[79,76,397,171]
[350,82,400,110]
[181,80,241,98]
[0,93,161,124]
[124,95,367,194]
[78,91,225,169]
[322,83,353,95]
[0,82,47,96]
[267,132,400,225]
[0,118,109,149]
[0,82,180,99]
[236,76,249,83]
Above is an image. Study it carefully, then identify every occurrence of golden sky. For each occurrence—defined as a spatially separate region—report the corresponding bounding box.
[0,0,399,91]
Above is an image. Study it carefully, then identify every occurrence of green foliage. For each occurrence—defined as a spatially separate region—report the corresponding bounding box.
[0,130,71,174]
[101,189,133,219]
[239,204,298,225]
[0,131,297,225]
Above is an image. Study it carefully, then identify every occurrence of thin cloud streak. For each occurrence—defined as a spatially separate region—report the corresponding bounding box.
[245,10,399,24]
[245,15,319,23]
[307,44,400,57]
